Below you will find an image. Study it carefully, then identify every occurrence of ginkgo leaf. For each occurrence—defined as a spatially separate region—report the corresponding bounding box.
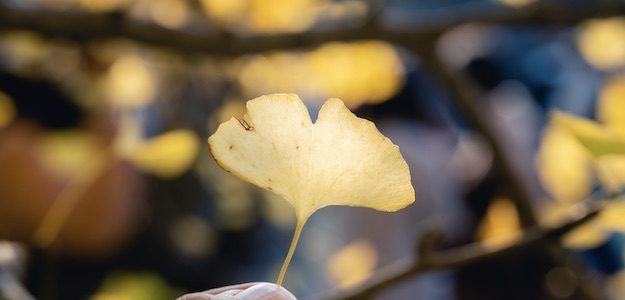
[476,198,522,249]
[105,55,156,109]
[541,201,620,250]
[598,75,625,135]
[37,129,102,180]
[129,129,200,178]
[551,111,625,157]
[536,124,593,202]
[577,17,625,70]
[594,155,625,193]
[562,222,609,250]
[326,240,377,289]
[208,93,414,284]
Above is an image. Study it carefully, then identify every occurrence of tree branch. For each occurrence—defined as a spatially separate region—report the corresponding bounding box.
[326,199,604,300]
[0,1,624,55]
[419,46,539,227]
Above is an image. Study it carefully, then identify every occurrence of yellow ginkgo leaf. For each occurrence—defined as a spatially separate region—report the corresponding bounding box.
[536,124,593,202]
[129,130,200,178]
[594,155,625,193]
[596,201,625,231]
[562,221,609,250]
[37,130,103,180]
[551,111,625,157]
[577,17,625,71]
[598,75,625,135]
[540,202,612,250]
[208,93,414,284]
[326,240,378,289]
[105,55,156,109]
[91,272,178,300]
[495,0,535,7]
[476,198,522,249]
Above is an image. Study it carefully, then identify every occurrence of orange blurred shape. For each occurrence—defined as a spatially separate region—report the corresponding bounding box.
[476,198,522,249]
[326,240,377,289]
[148,0,190,29]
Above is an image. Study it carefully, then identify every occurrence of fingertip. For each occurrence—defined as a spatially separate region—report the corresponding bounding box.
[236,283,296,300]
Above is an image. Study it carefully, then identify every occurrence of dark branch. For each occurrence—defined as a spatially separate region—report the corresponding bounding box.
[419,46,539,227]
[0,1,624,55]
[326,200,603,300]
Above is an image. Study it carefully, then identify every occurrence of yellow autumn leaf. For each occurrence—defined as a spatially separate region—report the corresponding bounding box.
[596,201,625,232]
[208,93,414,284]
[540,201,614,250]
[551,111,625,157]
[91,272,178,300]
[536,124,593,202]
[308,41,404,107]
[594,155,625,194]
[598,75,625,135]
[79,0,128,12]
[326,240,377,289]
[495,0,535,7]
[0,91,16,130]
[200,0,246,26]
[577,17,625,70]
[128,130,200,178]
[37,130,103,180]
[476,198,522,249]
[247,0,323,34]
[148,0,191,29]
[562,222,609,250]
[105,55,156,109]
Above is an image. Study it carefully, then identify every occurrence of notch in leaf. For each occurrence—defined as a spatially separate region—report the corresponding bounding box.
[208,93,415,284]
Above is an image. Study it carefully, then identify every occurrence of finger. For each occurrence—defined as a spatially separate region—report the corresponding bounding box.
[235,283,296,300]
[204,283,260,295]
[177,292,213,300]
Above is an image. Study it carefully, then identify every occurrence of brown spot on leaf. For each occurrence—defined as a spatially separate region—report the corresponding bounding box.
[229,145,234,150]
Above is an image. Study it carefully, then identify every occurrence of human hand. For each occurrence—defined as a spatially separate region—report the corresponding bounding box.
[178,282,296,300]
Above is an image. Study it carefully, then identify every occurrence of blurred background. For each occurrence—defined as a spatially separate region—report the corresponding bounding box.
[1,0,625,299]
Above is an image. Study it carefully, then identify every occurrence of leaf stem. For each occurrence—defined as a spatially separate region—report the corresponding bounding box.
[276,219,305,285]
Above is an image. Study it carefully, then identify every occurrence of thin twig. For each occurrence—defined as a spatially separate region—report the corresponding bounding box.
[419,45,538,227]
[415,44,602,299]
[325,200,603,300]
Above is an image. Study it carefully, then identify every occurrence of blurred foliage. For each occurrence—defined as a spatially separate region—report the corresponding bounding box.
[201,0,325,34]
[495,0,535,7]
[476,198,521,249]
[37,129,102,180]
[598,75,625,136]
[237,41,404,109]
[536,124,593,202]
[326,240,377,289]
[103,54,156,110]
[537,74,625,250]
[3,0,625,299]
[127,129,200,178]
[90,272,181,300]
[552,112,625,158]
[577,17,625,71]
